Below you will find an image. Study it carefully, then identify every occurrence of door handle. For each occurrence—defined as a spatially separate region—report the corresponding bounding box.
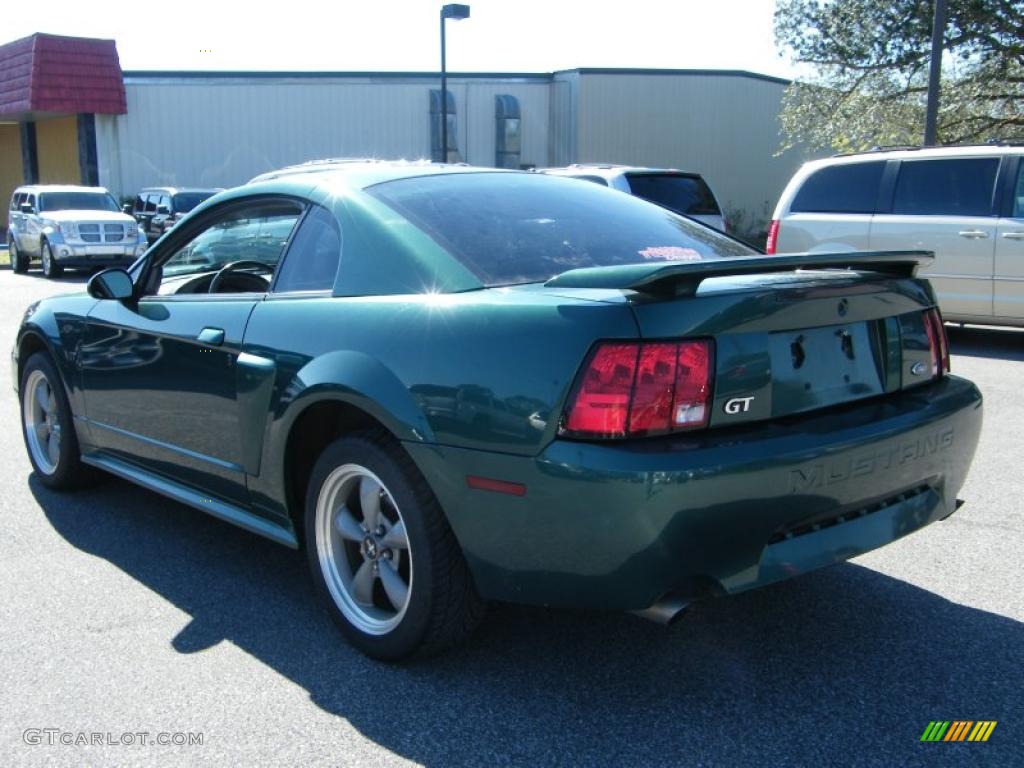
[197,327,225,346]
[1002,231,1024,241]
[958,230,989,239]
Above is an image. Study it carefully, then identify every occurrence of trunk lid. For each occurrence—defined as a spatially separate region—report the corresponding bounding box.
[547,251,939,427]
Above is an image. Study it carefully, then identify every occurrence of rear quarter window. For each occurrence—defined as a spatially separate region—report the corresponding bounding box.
[892,158,999,217]
[790,161,885,214]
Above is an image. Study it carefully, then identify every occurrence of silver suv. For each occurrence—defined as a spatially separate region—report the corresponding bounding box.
[540,165,727,232]
[7,185,147,278]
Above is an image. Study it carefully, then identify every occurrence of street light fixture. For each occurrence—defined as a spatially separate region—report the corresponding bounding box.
[440,3,470,162]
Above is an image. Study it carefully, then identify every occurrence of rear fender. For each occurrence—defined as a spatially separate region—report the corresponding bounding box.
[280,350,435,443]
[247,350,435,521]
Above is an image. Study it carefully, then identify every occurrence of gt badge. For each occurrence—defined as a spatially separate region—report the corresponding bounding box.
[724,396,755,415]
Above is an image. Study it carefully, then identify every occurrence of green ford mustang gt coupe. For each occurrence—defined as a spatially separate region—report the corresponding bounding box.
[13,163,983,660]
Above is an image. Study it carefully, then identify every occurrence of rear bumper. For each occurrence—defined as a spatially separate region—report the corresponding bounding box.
[406,375,983,610]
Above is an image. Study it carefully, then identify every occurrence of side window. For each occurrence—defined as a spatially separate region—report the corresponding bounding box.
[159,195,171,211]
[155,201,302,295]
[1013,163,1024,219]
[273,205,342,293]
[26,194,36,211]
[790,161,885,214]
[144,195,157,214]
[892,158,999,217]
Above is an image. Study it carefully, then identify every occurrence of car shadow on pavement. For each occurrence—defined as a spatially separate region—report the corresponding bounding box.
[947,325,1024,362]
[32,475,1022,766]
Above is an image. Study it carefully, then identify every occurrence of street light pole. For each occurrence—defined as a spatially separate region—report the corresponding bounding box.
[440,4,470,163]
[923,0,947,146]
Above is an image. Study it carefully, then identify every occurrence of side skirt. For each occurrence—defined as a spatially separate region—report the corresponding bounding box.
[81,452,298,548]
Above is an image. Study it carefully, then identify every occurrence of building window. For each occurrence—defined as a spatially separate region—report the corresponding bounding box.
[429,90,460,163]
[494,95,521,169]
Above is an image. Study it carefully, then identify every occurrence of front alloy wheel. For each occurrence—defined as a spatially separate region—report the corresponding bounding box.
[20,352,92,488]
[23,367,61,475]
[305,431,484,660]
[41,241,63,278]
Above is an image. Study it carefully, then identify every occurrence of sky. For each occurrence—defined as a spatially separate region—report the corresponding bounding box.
[5,0,796,79]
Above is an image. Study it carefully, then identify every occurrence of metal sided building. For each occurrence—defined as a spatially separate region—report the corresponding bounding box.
[1,33,805,237]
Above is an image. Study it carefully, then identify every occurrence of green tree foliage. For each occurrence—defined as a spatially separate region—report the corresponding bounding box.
[775,0,1024,152]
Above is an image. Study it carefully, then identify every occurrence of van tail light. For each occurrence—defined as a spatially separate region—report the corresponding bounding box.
[923,308,950,377]
[765,219,780,254]
[561,340,714,439]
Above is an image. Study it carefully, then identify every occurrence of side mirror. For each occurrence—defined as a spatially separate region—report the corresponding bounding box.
[20,202,33,214]
[122,203,133,215]
[156,205,170,216]
[87,268,134,301]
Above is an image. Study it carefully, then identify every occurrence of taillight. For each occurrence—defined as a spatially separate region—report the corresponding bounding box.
[765,219,780,254]
[561,340,714,439]
[923,308,950,377]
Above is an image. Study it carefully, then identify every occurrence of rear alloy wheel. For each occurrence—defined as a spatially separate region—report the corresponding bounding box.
[40,240,63,279]
[20,352,92,488]
[305,431,484,660]
[9,239,28,273]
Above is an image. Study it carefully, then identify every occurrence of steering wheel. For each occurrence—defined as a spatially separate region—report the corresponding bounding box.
[208,260,275,294]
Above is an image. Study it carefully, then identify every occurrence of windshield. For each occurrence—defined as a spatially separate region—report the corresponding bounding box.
[172,192,215,213]
[624,173,722,217]
[38,192,120,213]
[367,172,751,286]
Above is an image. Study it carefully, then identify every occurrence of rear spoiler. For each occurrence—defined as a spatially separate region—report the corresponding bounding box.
[544,251,934,296]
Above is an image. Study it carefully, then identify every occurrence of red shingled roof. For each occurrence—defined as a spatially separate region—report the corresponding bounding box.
[0,33,126,119]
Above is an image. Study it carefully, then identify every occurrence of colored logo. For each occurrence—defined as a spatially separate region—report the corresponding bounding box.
[920,721,997,742]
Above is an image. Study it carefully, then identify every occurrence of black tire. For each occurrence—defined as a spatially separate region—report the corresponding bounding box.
[40,240,63,279]
[305,429,484,660]
[9,238,28,273]
[19,352,94,489]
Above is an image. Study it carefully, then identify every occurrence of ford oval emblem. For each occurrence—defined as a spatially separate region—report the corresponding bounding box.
[911,361,927,376]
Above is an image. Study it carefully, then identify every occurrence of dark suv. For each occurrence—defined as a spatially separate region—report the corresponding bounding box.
[132,187,222,244]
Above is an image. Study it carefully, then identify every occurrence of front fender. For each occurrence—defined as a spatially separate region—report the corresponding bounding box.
[40,224,64,245]
[14,298,96,442]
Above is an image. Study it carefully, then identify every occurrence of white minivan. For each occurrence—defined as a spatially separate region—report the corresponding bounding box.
[769,145,1024,326]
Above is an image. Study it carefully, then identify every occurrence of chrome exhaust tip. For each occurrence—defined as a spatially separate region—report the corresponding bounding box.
[630,595,689,626]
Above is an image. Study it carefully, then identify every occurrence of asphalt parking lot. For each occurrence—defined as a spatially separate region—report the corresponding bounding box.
[0,261,1020,767]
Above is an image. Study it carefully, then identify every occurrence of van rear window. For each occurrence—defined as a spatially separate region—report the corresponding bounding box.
[625,173,721,216]
[790,162,885,214]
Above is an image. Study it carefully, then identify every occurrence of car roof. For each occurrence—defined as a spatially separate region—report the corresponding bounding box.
[247,159,514,190]
[803,143,1023,171]
[541,165,706,180]
[15,185,112,194]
